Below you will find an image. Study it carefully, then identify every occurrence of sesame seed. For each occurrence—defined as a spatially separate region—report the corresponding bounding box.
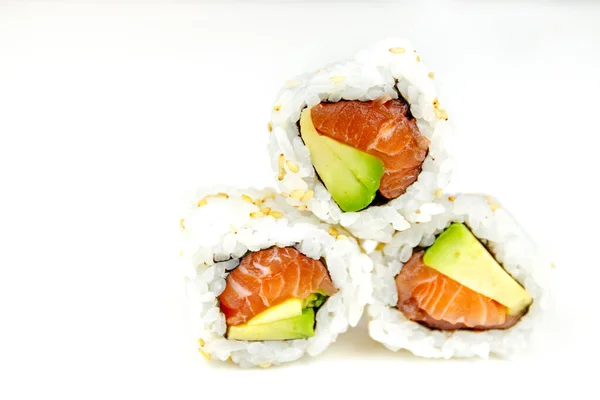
[435,188,443,198]
[250,211,264,218]
[273,104,281,111]
[259,363,272,368]
[278,154,286,181]
[328,227,339,237]
[269,211,283,219]
[330,76,345,83]
[485,196,501,211]
[268,121,272,132]
[551,263,556,269]
[433,98,440,107]
[337,234,348,240]
[286,160,300,173]
[241,194,253,203]
[448,196,456,202]
[180,218,185,229]
[260,207,271,214]
[197,193,228,207]
[389,47,406,54]
[301,190,314,202]
[289,189,305,199]
[199,338,205,347]
[434,107,447,120]
[199,349,211,360]
[295,205,308,211]
[428,72,435,79]
[416,56,421,62]
[415,210,421,214]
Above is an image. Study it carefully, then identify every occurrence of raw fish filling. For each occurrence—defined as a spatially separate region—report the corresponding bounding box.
[394,223,531,331]
[301,95,429,212]
[396,252,522,330]
[218,247,337,341]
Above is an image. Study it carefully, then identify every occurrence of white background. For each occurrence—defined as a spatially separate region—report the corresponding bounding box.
[0,1,598,399]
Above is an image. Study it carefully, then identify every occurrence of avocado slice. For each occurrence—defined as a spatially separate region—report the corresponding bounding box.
[246,298,303,326]
[227,308,315,341]
[423,223,533,315]
[300,108,385,212]
[302,292,326,308]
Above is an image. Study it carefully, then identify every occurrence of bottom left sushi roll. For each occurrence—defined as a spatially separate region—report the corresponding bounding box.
[178,187,374,368]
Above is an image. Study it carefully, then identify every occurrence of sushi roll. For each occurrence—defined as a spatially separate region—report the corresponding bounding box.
[179,187,373,368]
[269,38,453,242]
[367,194,554,359]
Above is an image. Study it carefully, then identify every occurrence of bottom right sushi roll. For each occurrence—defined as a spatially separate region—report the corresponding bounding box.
[367,194,554,359]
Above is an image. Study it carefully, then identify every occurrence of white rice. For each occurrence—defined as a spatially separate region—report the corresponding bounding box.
[269,38,454,243]
[178,186,373,368]
[367,194,555,359]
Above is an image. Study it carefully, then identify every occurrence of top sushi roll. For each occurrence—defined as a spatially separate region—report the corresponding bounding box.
[269,38,453,242]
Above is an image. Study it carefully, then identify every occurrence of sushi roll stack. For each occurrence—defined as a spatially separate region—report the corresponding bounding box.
[179,38,554,367]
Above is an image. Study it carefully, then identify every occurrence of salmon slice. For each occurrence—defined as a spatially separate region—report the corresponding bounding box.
[310,98,429,199]
[218,247,338,326]
[395,252,521,330]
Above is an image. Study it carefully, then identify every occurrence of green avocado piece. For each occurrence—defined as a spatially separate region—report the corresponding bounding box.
[302,292,326,308]
[300,108,385,212]
[423,223,533,315]
[246,298,303,326]
[227,308,315,341]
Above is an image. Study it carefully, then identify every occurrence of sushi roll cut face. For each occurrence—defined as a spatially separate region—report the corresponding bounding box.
[181,187,373,366]
[219,247,338,341]
[300,95,429,213]
[270,40,453,241]
[395,223,532,330]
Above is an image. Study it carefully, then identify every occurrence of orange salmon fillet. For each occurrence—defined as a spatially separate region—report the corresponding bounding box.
[310,98,429,199]
[219,247,338,326]
[395,251,521,330]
